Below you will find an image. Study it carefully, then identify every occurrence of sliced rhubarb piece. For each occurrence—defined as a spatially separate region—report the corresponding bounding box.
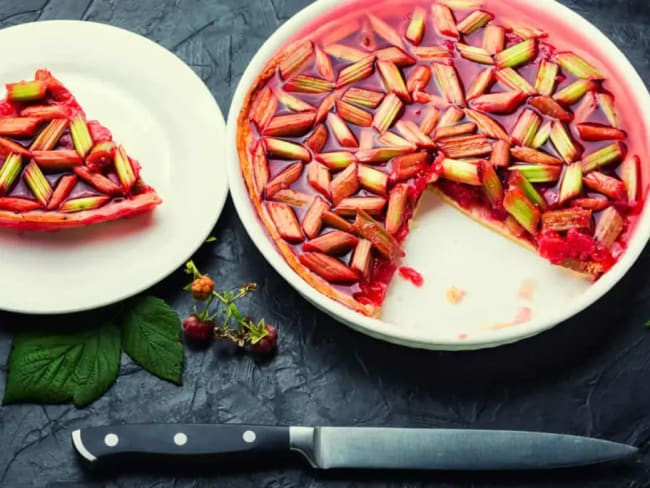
[314,46,335,80]
[353,209,401,260]
[271,189,312,207]
[307,161,331,198]
[0,117,41,137]
[264,137,311,161]
[358,165,388,195]
[337,56,376,88]
[405,6,426,45]
[58,195,110,213]
[360,17,378,51]
[576,123,626,141]
[594,207,624,249]
[0,196,41,212]
[495,68,536,95]
[534,60,559,96]
[372,93,403,134]
[385,184,409,234]
[406,66,432,94]
[466,68,495,100]
[505,215,527,237]
[531,120,553,149]
[490,139,511,167]
[509,164,561,183]
[528,96,572,122]
[341,87,385,109]
[276,90,315,113]
[558,162,583,204]
[315,92,337,125]
[299,251,359,284]
[279,40,314,80]
[85,141,116,169]
[438,135,492,159]
[555,52,604,80]
[583,171,626,200]
[571,197,609,211]
[285,75,335,94]
[377,60,410,102]
[573,92,598,124]
[510,24,546,40]
[330,163,359,205]
[510,109,542,147]
[0,137,29,156]
[438,106,465,127]
[440,158,481,185]
[374,47,417,66]
[503,187,540,234]
[597,92,619,128]
[305,124,329,154]
[31,150,83,171]
[456,43,494,65]
[316,151,357,170]
[263,111,316,137]
[265,161,304,199]
[541,208,592,232]
[324,43,367,62]
[302,196,329,239]
[335,196,387,217]
[357,146,414,164]
[368,14,405,48]
[328,113,358,148]
[250,87,277,130]
[0,153,22,195]
[410,90,445,105]
[432,64,465,106]
[114,145,138,192]
[322,210,355,233]
[252,143,270,195]
[553,79,596,106]
[303,230,359,255]
[433,122,477,140]
[470,90,526,114]
[6,80,47,102]
[480,160,504,206]
[73,167,122,196]
[457,9,493,35]
[464,108,508,140]
[391,152,429,182]
[419,107,440,136]
[620,154,640,203]
[23,160,52,206]
[495,39,537,69]
[509,170,546,210]
[581,142,626,173]
[377,131,414,148]
[336,100,373,127]
[267,201,304,243]
[20,104,72,119]
[483,24,506,54]
[413,45,451,60]
[46,175,77,210]
[30,118,68,151]
[396,120,435,149]
[549,122,581,163]
[70,112,94,157]
[432,4,459,38]
[511,146,563,165]
[350,239,373,278]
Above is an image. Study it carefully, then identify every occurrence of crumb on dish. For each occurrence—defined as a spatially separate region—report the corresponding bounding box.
[445,286,466,304]
[518,279,536,301]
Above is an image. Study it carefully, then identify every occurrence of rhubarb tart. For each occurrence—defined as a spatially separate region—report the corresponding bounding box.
[236,0,647,318]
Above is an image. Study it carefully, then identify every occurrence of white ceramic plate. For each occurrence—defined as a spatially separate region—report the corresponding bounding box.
[0,21,228,314]
[227,0,650,350]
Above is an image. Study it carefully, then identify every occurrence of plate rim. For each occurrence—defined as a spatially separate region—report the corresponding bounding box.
[0,19,229,315]
[226,0,650,350]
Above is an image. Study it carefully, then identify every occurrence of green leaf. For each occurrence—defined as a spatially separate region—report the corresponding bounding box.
[205,236,217,243]
[121,296,183,385]
[3,323,120,407]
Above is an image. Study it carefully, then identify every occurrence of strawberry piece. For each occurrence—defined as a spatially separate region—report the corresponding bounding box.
[299,252,359,284]
[305,124,329,154]
[264,161,304,199]
[330,163,359,206]
[46,175,77,210]
[302,196,329,239]
[303,230,359,255]
[0,117,41,136]
[385,184,409,234]
[353,209,402,261]
[279,40,314,80]
[267,202,304,243]
[307,162,331,199]
[263,112,316,137]
[528,96,573,122]
[0,197,42,212]
[470,91,526,114]
[575,123,626,141]
[73,167,123,196]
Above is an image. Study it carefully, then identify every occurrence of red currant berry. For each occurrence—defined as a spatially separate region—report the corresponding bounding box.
[251,324,278,353]
[182,315,214,343]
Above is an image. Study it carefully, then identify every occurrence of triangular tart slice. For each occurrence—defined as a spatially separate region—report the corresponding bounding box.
[0,69,161,231]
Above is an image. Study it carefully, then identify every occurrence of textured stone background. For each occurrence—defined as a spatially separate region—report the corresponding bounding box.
[0,0,649,487]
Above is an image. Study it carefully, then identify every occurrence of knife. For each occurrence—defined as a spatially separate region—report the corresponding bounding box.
[72,424,636,470]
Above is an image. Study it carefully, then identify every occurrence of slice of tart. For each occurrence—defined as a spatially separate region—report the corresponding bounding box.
[0,69,161,231]
[237,0,644,317]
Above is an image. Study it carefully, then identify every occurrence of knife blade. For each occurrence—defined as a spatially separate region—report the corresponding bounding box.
[71,424,636,470]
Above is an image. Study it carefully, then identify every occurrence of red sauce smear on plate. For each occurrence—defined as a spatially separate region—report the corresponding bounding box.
[398,266,424,287]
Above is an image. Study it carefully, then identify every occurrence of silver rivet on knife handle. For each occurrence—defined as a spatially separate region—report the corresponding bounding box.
[289,426,318,468]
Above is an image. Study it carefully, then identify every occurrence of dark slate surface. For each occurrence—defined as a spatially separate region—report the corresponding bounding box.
[0,0,649,486]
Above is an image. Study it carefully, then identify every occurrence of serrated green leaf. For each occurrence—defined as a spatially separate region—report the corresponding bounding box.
[3,323,120,407]
[121,296,183,385]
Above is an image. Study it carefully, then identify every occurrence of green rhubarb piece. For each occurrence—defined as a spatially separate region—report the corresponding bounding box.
[70,113,93,157]
[503,187,540,234]
[6,80,47,102]
[0,153,22,195]
[23,160,52,206]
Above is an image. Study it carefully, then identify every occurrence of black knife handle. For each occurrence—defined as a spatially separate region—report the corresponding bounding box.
[73,424,290,463]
